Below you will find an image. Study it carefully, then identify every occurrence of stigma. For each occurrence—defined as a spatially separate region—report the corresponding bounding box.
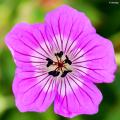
[46,51,72,77]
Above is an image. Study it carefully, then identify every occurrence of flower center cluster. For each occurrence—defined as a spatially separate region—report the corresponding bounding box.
[46,51,72,77]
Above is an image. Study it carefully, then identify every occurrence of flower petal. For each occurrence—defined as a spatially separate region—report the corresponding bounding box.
[72,34,117,83]
[5,23,57,112]
[5,23,52,69]
[54,74,102,118]
[13,68,56,112]
[44,5,95,53]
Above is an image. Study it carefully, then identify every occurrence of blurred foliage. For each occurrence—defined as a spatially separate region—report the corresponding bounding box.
[0,0,120,120]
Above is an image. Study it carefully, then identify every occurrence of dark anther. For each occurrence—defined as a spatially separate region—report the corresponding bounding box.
[55,51,63,58]
[65,55,72,65]
[61,70,72,77]
[46,58,53,67]
[48,70,60,77]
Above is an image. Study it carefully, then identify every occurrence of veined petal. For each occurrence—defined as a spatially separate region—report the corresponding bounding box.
[5,23,52,69]
[44,5,95,53]
[54,74,102,118]
[72,34,117,83]
[5,23,57,112]
[13,68,56,112]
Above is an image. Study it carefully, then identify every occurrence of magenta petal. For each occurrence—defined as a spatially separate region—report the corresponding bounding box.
[13,68,56,112]
[72,34,117,83]
[54,75,102,118]
[44,5,95,52]
[5,23,51,69]
[5,23,56,112]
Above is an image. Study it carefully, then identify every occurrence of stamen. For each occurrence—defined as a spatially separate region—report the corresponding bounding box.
[46,58,53,67]
[48,70,60,77]
[64,55,72,65]
[55,51,63,58]
[61,70,72,77]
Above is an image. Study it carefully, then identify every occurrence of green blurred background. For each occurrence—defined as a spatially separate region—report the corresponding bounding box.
[0,0,120,120]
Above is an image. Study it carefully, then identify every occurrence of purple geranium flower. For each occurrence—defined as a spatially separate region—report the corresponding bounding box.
[5,5,117,118]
